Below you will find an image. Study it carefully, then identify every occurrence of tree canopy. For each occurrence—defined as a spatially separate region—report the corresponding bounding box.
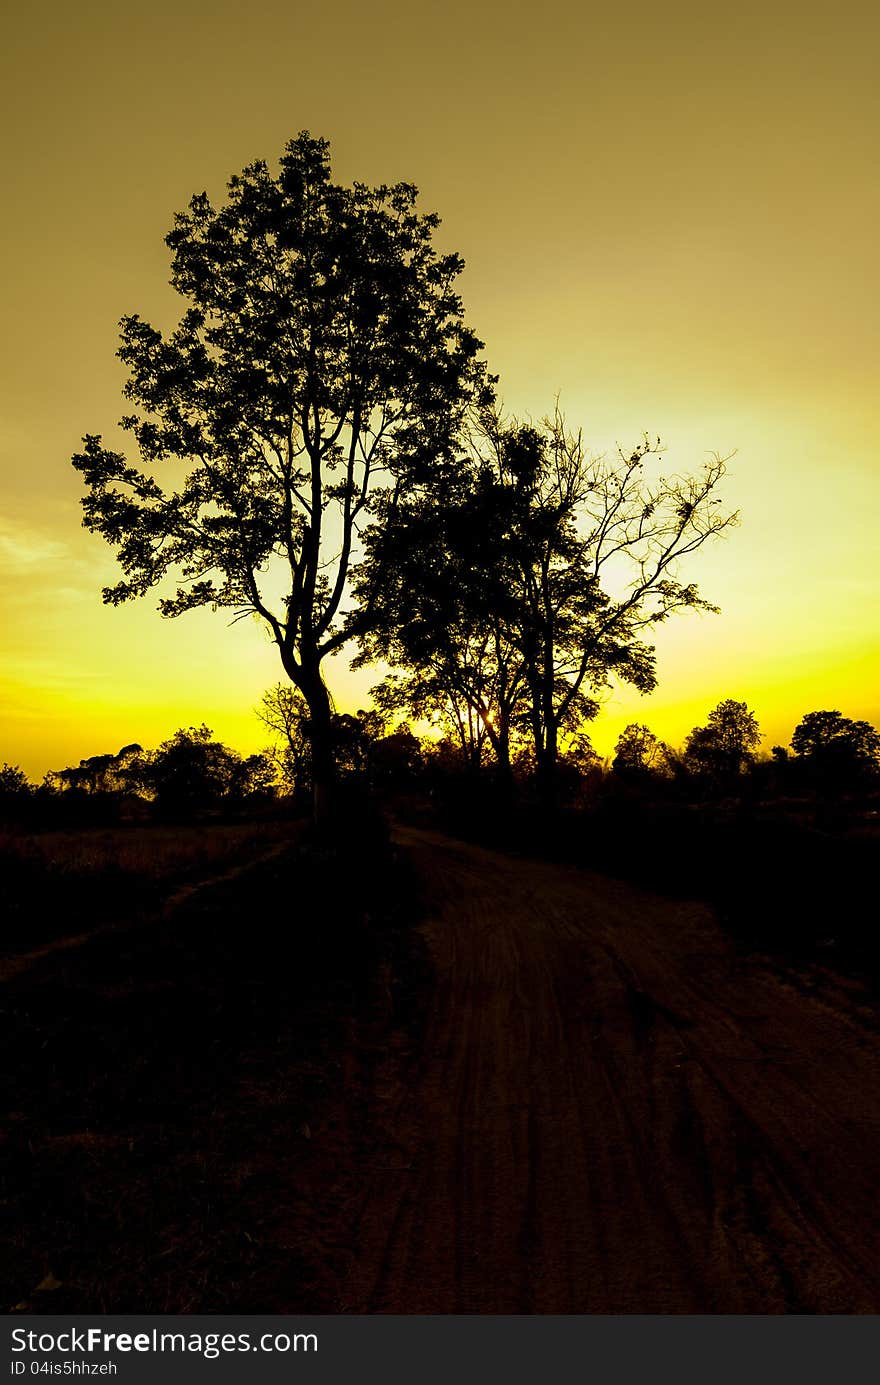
[73,132,490,821]
[790,710,880,788]
[357,408,737,803]
[612,723,670,779]
[684,699,761,783]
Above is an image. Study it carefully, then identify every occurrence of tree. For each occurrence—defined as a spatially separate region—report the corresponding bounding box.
[0,764,32,802]
[73,133,489,824]
[143,725,244,817]
[331,710,385,781]
[556,732,603,806]
[257,682,313,800]
[0,765,37,829]
[49,743,144,795]
[370,725,425,792]
[791,710,880,789]
[683,699,761,785]
[355,459,530,783]
[257,683,386,800]
[496,414,738,805]
[358,408,737,806]
[612,723,669,779]
[229,752,279,802]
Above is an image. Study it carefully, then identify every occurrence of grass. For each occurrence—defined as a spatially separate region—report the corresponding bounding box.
[1,832,428,1313]
[0,821,297,951]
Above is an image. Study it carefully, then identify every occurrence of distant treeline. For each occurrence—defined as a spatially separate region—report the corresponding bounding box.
[2,695,878,830]
[3,694,878,977]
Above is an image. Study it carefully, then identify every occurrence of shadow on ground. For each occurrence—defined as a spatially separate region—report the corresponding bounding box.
[1,836,430,1313]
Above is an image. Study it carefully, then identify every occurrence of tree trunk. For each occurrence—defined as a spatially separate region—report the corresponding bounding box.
[300,672,335,829]
[536,719,558,813]
[494,720,514,800]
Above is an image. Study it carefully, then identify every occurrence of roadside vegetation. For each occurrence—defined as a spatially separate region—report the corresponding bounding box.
[3,695,878,975]
[1,816,427,1313]
[0,821,295,952]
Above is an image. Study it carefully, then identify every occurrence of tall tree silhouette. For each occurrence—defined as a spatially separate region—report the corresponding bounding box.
[359,409,737,806]
[495,414,738,804]
[73,133,490,823]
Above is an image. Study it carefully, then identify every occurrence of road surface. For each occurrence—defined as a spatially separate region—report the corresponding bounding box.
[340,826,880,1312]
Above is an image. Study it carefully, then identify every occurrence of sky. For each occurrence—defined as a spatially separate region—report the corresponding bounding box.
[2,0,878,777]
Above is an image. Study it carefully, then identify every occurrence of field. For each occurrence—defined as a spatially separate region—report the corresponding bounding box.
[1,822,297,953]
[1,825,424,1312]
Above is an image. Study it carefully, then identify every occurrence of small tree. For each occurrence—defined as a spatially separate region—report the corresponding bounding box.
[49,743,144,795]
[494,414,737,804]
[73,133,489,824]
[0,763,30,793]
[144,725,242,817]
[0,764,32,808]
[257,682,313,801]
[332,710,385,781]
[229,752,279,803]
[791,710,880,790]
[371,725,425,793]
[684,699,761,786]
[612,723,669,779]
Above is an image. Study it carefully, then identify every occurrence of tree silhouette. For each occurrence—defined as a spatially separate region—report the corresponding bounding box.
[612,723,669,779]
[257,683,386,800]
[359,408,737,806]
[73,133,489,824]
[684,699,761,786]
[257,682,313,800]
[331,710,385,781]
[0,764,32,807]
[791,710,880,791]
[370,724,425,792]
[499,413,737,804]
[49,743,144,795]
[143,725,250,817]
[355,461,529,782]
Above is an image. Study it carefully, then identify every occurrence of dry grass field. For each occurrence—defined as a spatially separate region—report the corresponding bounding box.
[1,821,297,952]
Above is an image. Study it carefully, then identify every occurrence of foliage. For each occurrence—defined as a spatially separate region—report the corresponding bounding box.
[683,699,761,783]
[46,743,144,795]
[357,406,737,801]
[612,723,670,779]
[256,683,386,796]
[370,725,425,792]
[45,727,276,821]
[141,726,269,816]
[354,445,527,773]
[256,683,313,798]
[0,764,32,801]
[72,132,490,817]
[790,709,880,789]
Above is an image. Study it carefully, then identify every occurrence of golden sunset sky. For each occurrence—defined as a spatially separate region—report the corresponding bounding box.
[2,0,877,777]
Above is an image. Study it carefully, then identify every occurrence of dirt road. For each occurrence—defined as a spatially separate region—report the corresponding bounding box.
[342,826,880,1312]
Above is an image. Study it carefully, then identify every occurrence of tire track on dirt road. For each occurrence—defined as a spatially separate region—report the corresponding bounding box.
[342,825,880,1312]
